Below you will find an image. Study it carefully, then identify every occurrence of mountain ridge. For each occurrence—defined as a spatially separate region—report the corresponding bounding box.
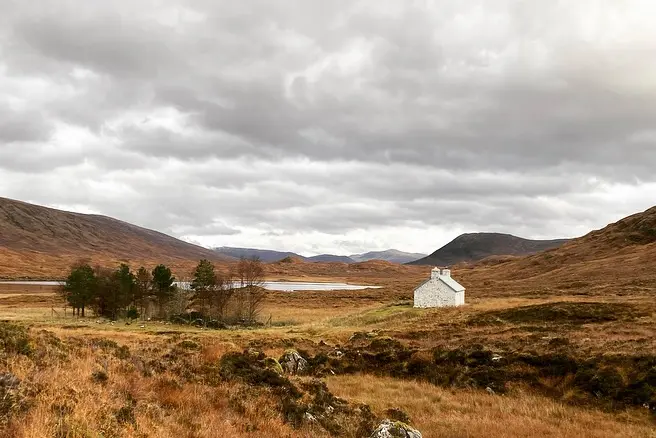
[409,232,570,266]
[213,247,426,264]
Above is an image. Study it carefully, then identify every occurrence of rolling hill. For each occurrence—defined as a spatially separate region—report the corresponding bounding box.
[409,233,570,266]
[307,254,355,263]
[350,249,427,264]
[0,197,232,278]
[457,206,656,296]
[213,247,301,263]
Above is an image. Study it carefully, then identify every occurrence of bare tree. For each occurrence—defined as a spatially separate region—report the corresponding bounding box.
[209,270,236,322]
[235,257,265,324]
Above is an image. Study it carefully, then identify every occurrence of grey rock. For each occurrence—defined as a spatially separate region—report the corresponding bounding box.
[370,419,422,438]
[279,349,308,374]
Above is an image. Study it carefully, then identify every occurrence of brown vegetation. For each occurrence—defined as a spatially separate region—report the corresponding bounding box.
[0,204,655,436]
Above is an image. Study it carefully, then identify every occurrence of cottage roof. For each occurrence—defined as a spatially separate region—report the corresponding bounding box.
[414,275,465,293]
[438,276,465,292]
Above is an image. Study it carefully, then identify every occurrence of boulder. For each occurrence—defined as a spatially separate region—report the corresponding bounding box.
[370,419,422,438]
[279,349,308,375]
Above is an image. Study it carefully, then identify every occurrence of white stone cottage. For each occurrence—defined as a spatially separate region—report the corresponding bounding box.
[413,267,465,308]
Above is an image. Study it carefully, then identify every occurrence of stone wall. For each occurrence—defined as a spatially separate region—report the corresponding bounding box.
[413,279,464,308]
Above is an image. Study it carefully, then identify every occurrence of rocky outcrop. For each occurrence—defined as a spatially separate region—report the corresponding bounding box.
[279,349,308,374]
[370,419,423,438]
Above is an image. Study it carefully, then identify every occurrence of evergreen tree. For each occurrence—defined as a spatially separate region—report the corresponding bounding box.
[61,263,96,317]
[190,259,216,316]
[92,264,134,319]
[116,263,136,316]
[152,264,176,318]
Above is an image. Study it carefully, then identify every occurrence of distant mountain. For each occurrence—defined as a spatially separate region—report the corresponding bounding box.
[350,249,427,264]
[213,247,300,263]
[214,247,356,264]
[408,233,570,266]
[307,254,355,263]
[214,247,422,264]
[0,197,232,278]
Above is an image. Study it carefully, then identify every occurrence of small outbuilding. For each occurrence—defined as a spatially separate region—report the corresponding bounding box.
[413,267,465,308]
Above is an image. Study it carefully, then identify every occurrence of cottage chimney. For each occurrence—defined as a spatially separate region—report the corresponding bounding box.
[441,268,451,277]
[431,267,441,279]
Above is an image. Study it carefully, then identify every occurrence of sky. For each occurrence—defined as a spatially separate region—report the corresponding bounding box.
[1,1,655,256]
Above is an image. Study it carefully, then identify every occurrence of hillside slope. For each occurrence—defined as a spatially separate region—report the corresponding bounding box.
[460,206,656,295]
[350,249,426,264]
[213,247,301,263]
[307,254,355,263]
[0,197,231,278]
[409,233,569,266]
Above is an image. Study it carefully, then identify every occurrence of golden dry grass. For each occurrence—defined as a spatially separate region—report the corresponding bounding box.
[0,284,654,437]
[1,231,655,438]
[326,374,656,438]
[6,350,324,437]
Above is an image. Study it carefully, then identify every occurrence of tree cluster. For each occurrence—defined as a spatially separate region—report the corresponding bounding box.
[59,257,267,324]
[60,261,175,319]
[190,257,265,324]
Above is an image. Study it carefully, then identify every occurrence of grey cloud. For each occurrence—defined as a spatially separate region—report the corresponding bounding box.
[171,222,240,237]
[0,105,52,144]
[1,0,655,254]
[6,1,655,174]
[9,6,185,79]
[0,145,80,173]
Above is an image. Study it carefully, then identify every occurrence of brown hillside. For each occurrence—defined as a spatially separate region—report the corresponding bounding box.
[0,197,232,278]
[460,206,656,296]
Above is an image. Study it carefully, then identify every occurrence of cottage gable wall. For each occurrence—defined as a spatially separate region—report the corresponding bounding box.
[414,279,457,308]
[413,267,465,308]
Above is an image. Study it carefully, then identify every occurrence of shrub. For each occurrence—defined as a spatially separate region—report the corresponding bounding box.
[177,340,200,350]
[114,345,131,360]
[0,322,32,356]
[126,307,139,320]
[91,370,109,384]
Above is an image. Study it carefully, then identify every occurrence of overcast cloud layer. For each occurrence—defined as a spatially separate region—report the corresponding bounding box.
[1,0,655,255]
